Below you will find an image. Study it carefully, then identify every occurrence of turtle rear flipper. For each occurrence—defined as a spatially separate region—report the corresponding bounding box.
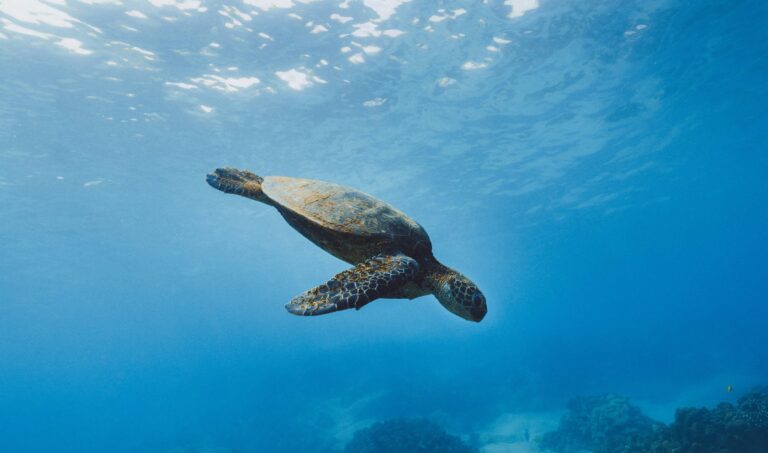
[286,253,418,316]
[206,168,271,203]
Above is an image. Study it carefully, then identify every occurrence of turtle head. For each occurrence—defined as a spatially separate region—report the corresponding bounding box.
[427,264,487,322]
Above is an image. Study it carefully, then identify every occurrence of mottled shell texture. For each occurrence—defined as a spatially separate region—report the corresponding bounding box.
[262,176,426,241]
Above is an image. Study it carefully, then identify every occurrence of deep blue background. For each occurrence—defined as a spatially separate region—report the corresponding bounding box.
[1,0,766,451]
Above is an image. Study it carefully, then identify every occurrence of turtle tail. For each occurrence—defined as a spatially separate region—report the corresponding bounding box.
[207,167,271,203]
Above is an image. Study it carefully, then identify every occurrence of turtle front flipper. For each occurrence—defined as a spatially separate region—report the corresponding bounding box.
[286,253,419,316]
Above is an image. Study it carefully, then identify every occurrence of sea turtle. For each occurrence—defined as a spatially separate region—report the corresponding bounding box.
[206,168,487,322]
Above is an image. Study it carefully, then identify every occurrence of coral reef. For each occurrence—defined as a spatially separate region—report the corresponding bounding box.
[647,390,768,453]
[538,394,662,453]
[343,418,476,453]
[539,389,768,453]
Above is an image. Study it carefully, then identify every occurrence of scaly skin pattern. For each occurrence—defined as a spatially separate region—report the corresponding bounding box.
[285,254,419,316]
[425,262,487,321]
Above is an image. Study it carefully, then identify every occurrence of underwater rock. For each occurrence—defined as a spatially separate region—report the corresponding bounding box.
[539,389,768,453]
[343,418,476,453]
[538,394,661,453]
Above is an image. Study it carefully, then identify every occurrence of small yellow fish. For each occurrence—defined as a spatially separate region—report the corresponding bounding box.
[727,384,733,393]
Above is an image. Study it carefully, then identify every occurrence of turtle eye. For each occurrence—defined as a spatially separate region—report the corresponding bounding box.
[471,291,485,307]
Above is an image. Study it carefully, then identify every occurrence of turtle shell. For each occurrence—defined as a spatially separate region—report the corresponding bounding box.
[262,176,430,245]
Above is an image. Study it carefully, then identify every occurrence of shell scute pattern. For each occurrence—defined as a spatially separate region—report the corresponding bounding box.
[286,254,419,316]
[263,176,427,241]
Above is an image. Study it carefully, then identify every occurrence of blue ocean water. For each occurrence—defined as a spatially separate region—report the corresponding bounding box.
[1,0,767,451]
